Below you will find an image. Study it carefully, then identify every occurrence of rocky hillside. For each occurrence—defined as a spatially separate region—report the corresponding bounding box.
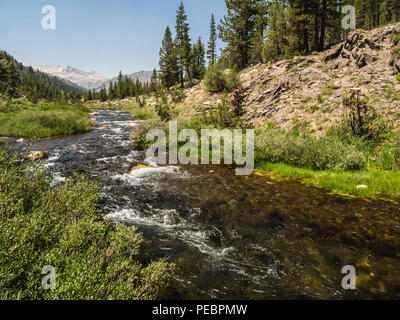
[178,23,400,133]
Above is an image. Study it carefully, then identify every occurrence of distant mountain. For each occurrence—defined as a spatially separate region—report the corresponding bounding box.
[34,65,109,90]
[119,70,154,84]
[96,70,154,91]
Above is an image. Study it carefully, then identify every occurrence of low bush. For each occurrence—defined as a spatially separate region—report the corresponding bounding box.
[0,150,174,299]
[394,33,400,45]
[204,66,239,94]
[373,139,400,171]
[131,118,169,149]
[170,87,185,103]
[342,90,391,142]
[200,98,245,129]
[254,126,367,171]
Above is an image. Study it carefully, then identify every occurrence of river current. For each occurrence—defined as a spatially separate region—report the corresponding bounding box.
[5,110,400,299]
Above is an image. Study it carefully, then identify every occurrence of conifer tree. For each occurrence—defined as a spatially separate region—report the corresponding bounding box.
[159,26,179,89]
[0,57,21,107]
[263,0,289,60]
[207,14,217,66]
[99,88,107,102]
[116,71,124,99]
[150,68,158,93]
[175,2,192,87]
[87,89,92,101]
[250,1,269,64]
[218,0,260,69]
[192,37,206,80]
[108,81,114,100]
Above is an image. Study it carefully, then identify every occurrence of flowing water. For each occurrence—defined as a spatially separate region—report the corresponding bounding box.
[5,110,400,299]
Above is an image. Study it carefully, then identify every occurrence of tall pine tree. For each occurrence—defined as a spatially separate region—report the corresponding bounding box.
[218,0,260,69]
[175,2,192,87]
[159,26,179,89]
[207,14,217,66]
[250,1,269,64]
[192,37,206,80]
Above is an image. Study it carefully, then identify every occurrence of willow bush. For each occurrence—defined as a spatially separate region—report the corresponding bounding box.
[0,150,174,300]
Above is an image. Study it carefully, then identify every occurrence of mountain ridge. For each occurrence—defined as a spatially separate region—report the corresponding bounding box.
[34,66,154,92]
[33,65,108,91]
[95,70,154,91]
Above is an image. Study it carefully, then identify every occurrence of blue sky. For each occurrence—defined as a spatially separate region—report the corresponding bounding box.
[0,0,226,78]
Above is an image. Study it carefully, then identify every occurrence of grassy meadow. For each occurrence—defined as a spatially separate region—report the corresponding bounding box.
[0,98,95,139]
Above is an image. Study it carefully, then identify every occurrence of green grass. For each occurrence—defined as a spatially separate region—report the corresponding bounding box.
[0,150,174,300]
[86,101,156,120]
[0,99,94,138]
[256,161,400,200]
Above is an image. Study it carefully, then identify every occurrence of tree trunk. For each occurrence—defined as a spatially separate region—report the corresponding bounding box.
[6,95,11,109]
[319,0,327,51]
[186,65,193,87]
[314,2,320,51]
[180,69,184,88]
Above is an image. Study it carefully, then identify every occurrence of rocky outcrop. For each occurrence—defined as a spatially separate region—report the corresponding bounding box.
[176,23,400,133]
[390,47,400,73]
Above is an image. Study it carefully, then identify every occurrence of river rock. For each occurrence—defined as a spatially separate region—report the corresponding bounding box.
[26,151,47,161]
[16,138,25,143]
[130,164,153,172]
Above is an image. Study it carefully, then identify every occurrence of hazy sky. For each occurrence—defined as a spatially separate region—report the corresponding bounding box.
[0,0,226,78]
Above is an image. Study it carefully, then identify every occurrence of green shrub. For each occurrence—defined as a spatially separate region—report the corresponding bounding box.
[397,74,400,82]
[153,88,173,122]
[0,150,174,300]
[200,98,245,129]
[204,66,239,94]
[254,126,367,170]
[394,33,400,45]
[131,118,168,149]
[170,87,185,103]
[309,105,321,113]
[155,102,172,122]
[342,90,390,142]
[373,139,400,171]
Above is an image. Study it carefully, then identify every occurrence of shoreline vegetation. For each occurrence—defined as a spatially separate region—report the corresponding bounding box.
[255,163,400,202]
[0,150,174,299]
[0,98,95,139]
[87,86,400,203]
